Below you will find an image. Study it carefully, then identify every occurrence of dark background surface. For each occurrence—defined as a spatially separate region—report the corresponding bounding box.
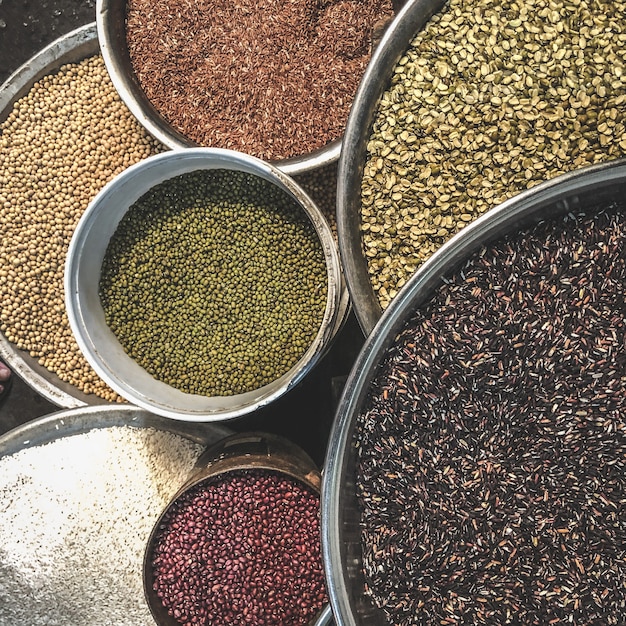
[0,0,365,467]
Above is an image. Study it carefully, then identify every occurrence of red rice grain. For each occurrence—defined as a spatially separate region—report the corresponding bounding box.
[125,0,394,161]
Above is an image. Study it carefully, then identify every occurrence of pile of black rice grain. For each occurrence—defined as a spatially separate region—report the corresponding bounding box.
[355,201,626,625]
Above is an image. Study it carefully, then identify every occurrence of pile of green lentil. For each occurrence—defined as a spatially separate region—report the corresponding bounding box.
[361,0,626,309]
[0,55,163,401]
[99,169,328,396]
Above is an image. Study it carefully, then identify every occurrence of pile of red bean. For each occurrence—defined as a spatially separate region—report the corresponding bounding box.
[150,469,327,625]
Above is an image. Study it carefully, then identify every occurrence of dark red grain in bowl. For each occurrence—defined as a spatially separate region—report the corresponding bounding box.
[96,0,396,173]
[144,432,329,626]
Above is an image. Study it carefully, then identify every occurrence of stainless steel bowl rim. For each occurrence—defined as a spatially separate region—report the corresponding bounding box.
[315,605,335,626]
[65,147,345,421]
[0,23,103,409]
[0,404,234,457]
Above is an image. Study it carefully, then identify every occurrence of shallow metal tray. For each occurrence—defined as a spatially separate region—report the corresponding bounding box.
[0,23,104,409]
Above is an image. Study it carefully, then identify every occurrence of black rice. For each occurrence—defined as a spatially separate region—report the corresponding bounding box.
[356,202,626,625]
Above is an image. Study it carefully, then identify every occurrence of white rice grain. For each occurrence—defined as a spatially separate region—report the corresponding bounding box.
[0,426,203,626]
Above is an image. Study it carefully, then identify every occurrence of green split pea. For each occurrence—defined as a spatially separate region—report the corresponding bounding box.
[361,0,626,311]
[99,169,328,396]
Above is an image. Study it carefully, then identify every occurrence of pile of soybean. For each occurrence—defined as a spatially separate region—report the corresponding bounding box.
[99,169,328,396]
[361,0,626,309]
[0,55,163,401]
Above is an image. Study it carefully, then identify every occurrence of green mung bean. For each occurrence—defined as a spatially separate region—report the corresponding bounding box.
[99,169,328,396]
[360,0,626,310]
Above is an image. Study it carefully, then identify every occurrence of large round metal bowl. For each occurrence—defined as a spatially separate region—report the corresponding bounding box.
[96,0,343,175]
[65,147,345,422]
[321,159,626,625]
[336,0,445,335]
[0,23,104,409]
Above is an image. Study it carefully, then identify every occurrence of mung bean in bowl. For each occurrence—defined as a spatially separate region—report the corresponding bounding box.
[65,148,343,421]
[96,0,396,174]
[144,431,328,626]
[323,159,626,625]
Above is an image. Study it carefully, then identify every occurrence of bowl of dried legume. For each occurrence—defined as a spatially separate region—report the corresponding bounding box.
[65,147,344,421]
[95,0,396,174]
[338,0,626,335]
[323,159,626,625]
[0,23,166,408]
[144,431,329,626]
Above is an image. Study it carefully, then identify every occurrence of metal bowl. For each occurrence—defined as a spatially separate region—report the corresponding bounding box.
[321,159,626,626]
[96,0,342,175]
[337,0,445,335]
[144,431,328,626]
[0,23,105,409]
[65,148,345,422]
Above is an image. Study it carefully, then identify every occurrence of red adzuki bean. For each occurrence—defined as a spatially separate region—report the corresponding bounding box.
[151,469,327,626]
